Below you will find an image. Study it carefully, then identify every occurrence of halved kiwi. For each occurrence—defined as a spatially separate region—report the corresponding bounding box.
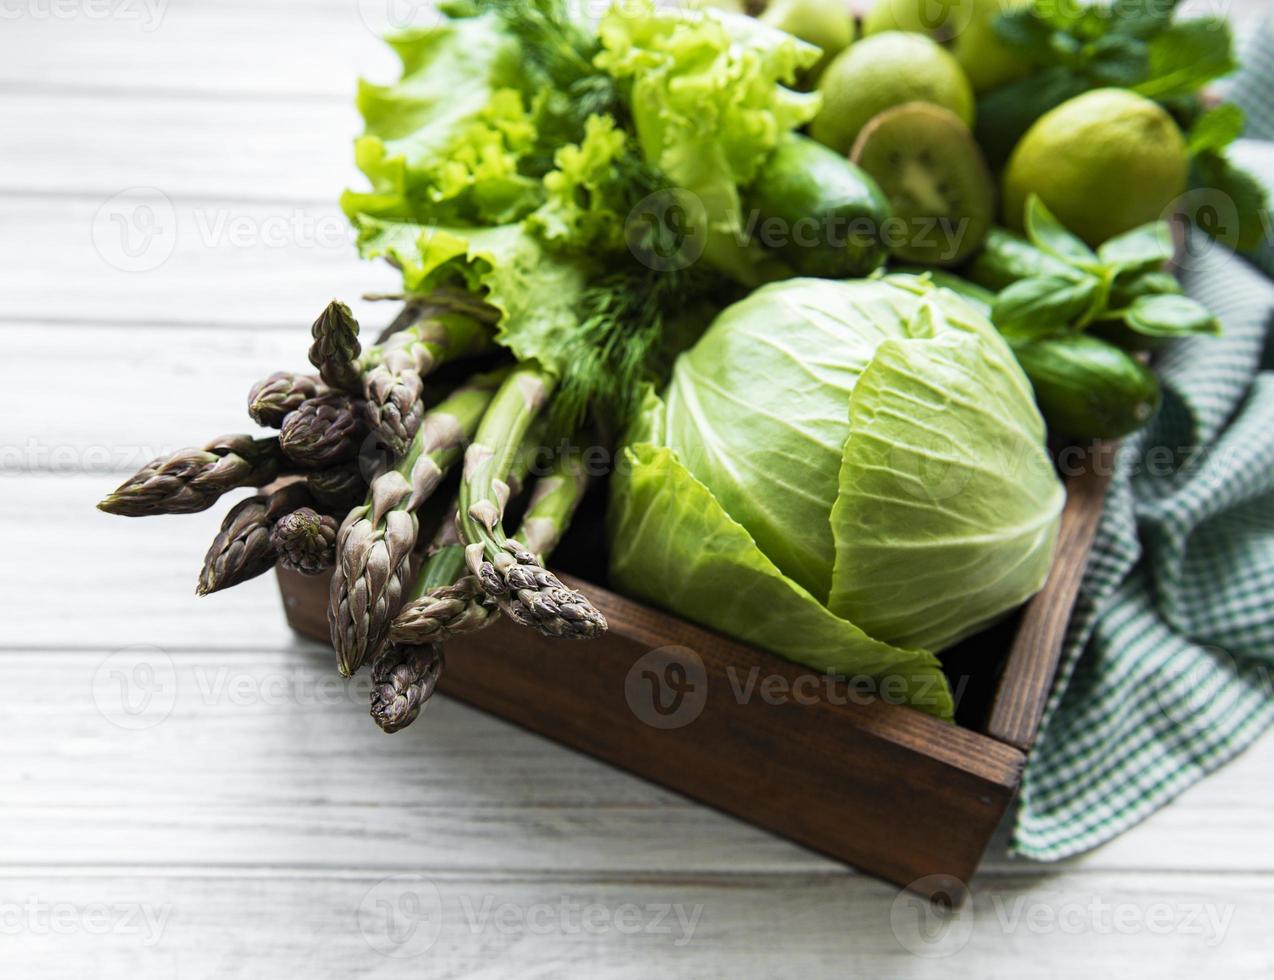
[850,102,995,267]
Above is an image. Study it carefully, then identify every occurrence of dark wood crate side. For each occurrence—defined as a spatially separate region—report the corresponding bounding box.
[279,568,1024,897]
[988,443,1116,751]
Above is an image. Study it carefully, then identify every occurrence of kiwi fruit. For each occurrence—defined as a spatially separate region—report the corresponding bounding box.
[850,102,995,267]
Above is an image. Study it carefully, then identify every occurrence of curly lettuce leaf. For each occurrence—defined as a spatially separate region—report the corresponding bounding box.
[827,294,1065,652]
[596,1,821,285]
[353,215,591,369]
[608,391,955,721]
[526,114,631,255]
[341,14,543,227]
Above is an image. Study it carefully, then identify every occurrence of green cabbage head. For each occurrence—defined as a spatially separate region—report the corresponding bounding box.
[608,275,1066,719]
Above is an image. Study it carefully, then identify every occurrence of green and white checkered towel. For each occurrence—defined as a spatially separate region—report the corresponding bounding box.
[1012,23,1274,860]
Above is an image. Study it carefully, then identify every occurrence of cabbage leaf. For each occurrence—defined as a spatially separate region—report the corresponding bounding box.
[828,298,1065,651]
[610,277,1065,715]
[609,390,955,721]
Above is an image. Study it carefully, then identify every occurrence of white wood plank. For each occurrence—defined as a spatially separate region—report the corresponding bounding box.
[0,474,1271,877]
[0,94,360,201]
[0,870,1269,978]
[0,196,403,327]
[1,323,358,473]
[1,0,396,99]
[2,0,1268,103]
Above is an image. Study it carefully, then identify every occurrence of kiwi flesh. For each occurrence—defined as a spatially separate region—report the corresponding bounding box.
[850,102,995,267]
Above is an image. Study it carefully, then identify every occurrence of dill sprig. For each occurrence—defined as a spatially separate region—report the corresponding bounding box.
[466,0,622,171]
[550,262,724,438]
[459,0,728,434]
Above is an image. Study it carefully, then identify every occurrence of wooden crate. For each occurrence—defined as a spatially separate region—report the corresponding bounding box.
[276,447,1113,900]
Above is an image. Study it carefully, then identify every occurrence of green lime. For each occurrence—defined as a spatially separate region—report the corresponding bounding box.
[851,102,994,265]
[862,0,1033,94]
[810,31,975,156]
[760,0,856,86]
[1002,88,1189,246]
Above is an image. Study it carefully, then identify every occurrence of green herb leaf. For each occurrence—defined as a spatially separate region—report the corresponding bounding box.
[975,67,1089,167]
[1125,294,1221,338]
[1098,221,1175,274]
[993,8,1056,63]
[1190,152,1271,253]
[1133,18,1237,101]
[1109,268,1183,310]
[1107,0,1180,40]
[992,275,1101,340]
[1025,195,1100,269]
[1086,34,1150,88]
[1188,103,1246,156]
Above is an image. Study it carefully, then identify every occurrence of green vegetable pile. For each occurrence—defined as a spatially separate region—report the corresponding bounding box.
[99,0,1258,727]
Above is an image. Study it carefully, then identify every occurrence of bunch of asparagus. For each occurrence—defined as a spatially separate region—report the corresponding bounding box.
[99,296,607,733]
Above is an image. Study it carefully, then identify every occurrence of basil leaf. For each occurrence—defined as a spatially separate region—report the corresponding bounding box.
[1125,294,1221,338]
[993,9,1056,64]
[1024,195,1101,269]
[1190,152,1270,253]
[975,68,1089,168]
[1098,221,1175,274]
[1110,269,1182,310]
[1188,103,1245,157]
[1107,0,1180,40]
[1133,18,1237,101]
[993,275,1102,339]
[1086,34,1150,88]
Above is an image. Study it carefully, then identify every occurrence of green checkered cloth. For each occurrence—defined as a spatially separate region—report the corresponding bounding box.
[1012,24,1274,860]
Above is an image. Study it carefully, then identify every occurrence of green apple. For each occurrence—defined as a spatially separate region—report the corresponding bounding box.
[862,0,1033,93]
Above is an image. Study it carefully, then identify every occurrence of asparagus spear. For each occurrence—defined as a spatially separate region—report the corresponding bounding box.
[247,372,328,428]
[278,393,366,467]
[360,298,496,457]
[389,444,585,645]
[369,643,444,734]
[388,512,497,645]
[329,370,507,677]
[374,445,589,732]
[515,449,590,563]
[197,482,311,596]
[459,366,607,639]
[98,435,285,517]
[270,507,339,575]
[309,300,363,394]
[305,463,367,513]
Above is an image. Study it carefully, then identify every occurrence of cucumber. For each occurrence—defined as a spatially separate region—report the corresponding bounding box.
[963,227,1080,291]
[1014,334,1161,440]
[745,135,890,279]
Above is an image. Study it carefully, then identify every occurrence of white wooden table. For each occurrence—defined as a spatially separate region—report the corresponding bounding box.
[3,3,1272,976]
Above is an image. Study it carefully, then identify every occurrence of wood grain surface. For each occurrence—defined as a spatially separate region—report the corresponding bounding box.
[4,1,1273,976]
